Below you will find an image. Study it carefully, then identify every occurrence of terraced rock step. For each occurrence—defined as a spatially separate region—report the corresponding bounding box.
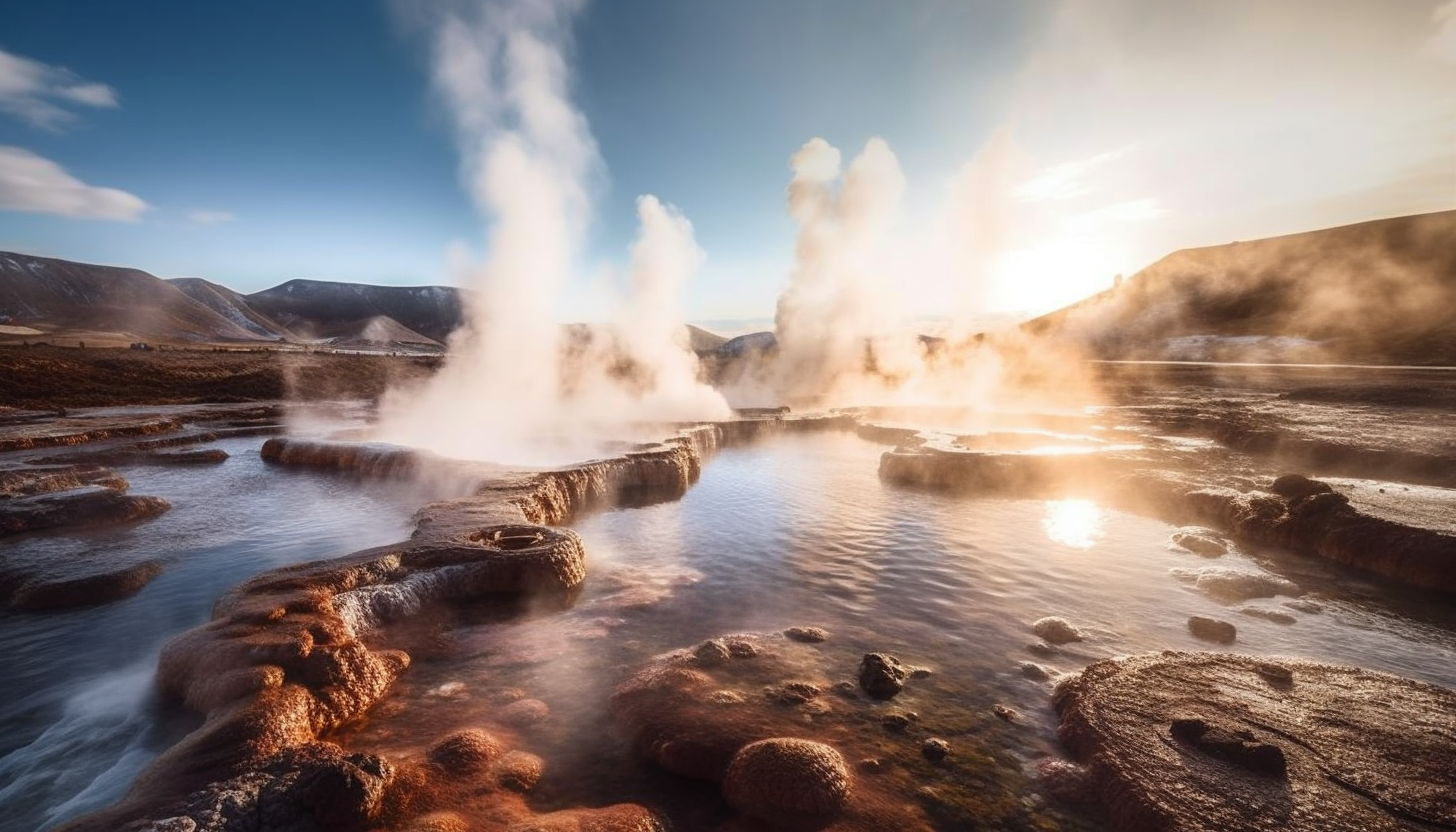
[1054,652,1456,832]
[0,484,170,536]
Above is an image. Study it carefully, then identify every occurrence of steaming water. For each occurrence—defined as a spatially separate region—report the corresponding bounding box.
[0,436,447,832]
[339,430,1456,829]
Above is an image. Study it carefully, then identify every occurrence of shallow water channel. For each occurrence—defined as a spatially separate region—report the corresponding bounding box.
[0,436,448,832]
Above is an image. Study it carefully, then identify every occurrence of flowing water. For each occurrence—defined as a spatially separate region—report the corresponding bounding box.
[6,424,1456,830]
[0,436,453,832]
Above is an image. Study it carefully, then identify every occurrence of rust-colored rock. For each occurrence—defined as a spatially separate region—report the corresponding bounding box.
[722,738,851,827]
[428,729,503,774]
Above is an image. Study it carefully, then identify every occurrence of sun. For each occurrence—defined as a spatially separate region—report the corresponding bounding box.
[1042,498,1105,549]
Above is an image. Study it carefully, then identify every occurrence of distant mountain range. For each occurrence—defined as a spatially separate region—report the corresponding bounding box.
[0,253,730,355]
[0,253,466,350]
[3,209,1453,363]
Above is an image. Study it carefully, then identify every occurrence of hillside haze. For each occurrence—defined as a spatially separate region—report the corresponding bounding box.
[1025,210,1456,365]
[3,210,1454,364]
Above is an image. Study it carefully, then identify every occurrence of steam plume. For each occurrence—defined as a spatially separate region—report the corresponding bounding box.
[771,137,916,403]
[379,0,724,463]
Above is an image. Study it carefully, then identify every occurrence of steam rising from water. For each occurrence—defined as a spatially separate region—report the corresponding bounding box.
[379,0,726,464]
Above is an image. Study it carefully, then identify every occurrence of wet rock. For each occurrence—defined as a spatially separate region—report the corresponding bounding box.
[1270,474,1334,501]
[0,463,127,495]
[1026,641,1060,658]
[881,712,918,732]
[765,681,822,705]
[0,486,170,537]
[1032,617,1084,644]
[1020,662,1055,682]
[921,738,950,763]
[1240,607,1297,625]
[993,704,1018,722]
[34,448,229,467]
[1172,567,1301,603]
[783,626,830,643]
[1055,652,1456,831]
[1187,616,1237,644]
[295,752,394,827]
[495,751,545,792]
[726,639,760,658]
[7,558,164,610]
[428,729,503,774]
[694,638,732,666]
[1172,530,1228,557]
[858,653,910,699]
[722,738,851,827]
[1284,599,1323,614]
[498,698,550,727]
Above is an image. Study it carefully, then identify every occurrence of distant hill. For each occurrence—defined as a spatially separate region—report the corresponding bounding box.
[0,253,728,354]
[244,279,462,343]
[686,324,727,354]
[0,253,263,342]
[1024,211,1456,365]
[169,277,291,340]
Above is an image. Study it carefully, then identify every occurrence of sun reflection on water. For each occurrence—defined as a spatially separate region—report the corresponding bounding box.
[1042,498,1104,549]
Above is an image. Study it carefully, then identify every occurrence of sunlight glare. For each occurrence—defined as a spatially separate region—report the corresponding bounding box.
[1042,498,1104,549]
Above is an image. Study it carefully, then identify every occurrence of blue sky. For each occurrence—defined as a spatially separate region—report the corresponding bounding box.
[1,1,1452,321]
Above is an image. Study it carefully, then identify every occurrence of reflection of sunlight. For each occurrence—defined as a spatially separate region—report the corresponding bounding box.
[1043,499,1104,549]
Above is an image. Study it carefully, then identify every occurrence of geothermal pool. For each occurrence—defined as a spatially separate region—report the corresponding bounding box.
[4,421,1456,830]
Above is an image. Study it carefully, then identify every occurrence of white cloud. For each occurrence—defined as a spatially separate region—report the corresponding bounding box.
[187,209,236,225]
[1428,0,1456,62]
[0,146,147,221]
[0,48,119,130]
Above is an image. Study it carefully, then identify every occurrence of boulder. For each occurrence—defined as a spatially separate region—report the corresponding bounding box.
[1187,616,1237,644]
[1032,617,1084,645]
[722,738,851,827]
[857,653,910,699]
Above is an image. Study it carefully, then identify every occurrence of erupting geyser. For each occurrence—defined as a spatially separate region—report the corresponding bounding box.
[376,0,727,465]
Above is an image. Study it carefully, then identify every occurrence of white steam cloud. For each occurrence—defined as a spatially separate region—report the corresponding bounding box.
[771,137,913,403]
[378,0,725,464]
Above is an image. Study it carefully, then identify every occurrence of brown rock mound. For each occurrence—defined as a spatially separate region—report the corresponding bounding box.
[722,738,851,827]
[1055,652,1456,831]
